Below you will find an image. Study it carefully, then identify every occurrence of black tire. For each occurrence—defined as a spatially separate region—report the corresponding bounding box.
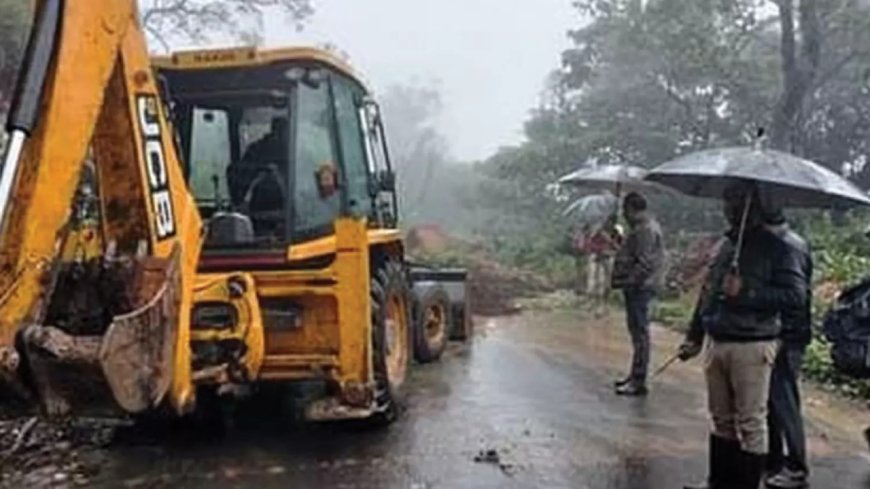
[450,302,473,341]
[412,286,451,363]
[370,259,412,425]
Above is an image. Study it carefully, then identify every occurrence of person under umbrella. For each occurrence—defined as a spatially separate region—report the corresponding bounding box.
[611,192,666,396]
[563,193,621,298]
[678,182,808,489]
[645,142,870,488]
[764,208,813,489]
[582,215,623,317]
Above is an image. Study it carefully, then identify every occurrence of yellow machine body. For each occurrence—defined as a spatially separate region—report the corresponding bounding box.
[0,0,418,422]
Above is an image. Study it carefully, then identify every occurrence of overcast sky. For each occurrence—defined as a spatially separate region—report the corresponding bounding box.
[264,1,577,161]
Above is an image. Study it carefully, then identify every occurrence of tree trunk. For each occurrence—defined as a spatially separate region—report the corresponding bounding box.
[770,0,821,152]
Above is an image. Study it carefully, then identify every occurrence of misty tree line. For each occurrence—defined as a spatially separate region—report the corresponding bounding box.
[4,0,869,247]
[464,0,870,247]
[373,0,870,248]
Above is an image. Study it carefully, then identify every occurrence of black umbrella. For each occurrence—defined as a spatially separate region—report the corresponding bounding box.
[645,147,870,208]
[646,146,870,270]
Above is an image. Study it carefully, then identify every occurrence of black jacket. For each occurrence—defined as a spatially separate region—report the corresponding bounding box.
[611,212,666,292]
[687,226,808,343]
[772,226,813,347]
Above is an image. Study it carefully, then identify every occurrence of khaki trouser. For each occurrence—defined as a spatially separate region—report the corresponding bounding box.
[705,339,779,454]
[585,255,613,298]
[574,255,587,295]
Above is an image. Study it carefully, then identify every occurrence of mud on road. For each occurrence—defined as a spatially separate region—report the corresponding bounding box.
[3,303,870,488]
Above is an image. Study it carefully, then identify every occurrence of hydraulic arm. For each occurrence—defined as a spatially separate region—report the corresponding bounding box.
[0,0,202,415]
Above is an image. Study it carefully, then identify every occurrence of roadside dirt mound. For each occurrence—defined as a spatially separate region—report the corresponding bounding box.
[406,225,451,255]
[466,256,555,316]
[666,233,722,294]
[406,226,555,316]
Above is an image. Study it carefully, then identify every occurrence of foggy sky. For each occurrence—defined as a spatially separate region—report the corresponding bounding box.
[265,0,576,162]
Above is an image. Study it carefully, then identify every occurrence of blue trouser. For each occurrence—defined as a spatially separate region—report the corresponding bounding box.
[623,288,654,384]
[768,344,809,474]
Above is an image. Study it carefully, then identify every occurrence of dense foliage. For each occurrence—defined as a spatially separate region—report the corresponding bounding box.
[468,0,870,252]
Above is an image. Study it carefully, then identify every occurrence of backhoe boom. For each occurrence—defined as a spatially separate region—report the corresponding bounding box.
[0,0,202,415]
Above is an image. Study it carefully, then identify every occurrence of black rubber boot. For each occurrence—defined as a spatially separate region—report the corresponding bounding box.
[733,449,766,489]
[683,435,737,489]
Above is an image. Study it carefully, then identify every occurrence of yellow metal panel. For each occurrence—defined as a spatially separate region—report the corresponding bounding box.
[261,294,339,356]
[333,218,372,384]
[367,228,403,247]
[287,235,336,261]
[116,17,204,414]
[92,62,152,253]
[151,46,370,92]
[282,228,401,263]
[192,273,264,379]
[0,0,133,348]
[259,353,339,381]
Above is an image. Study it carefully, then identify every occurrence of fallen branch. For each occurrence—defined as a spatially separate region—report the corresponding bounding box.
[4,416,37,457]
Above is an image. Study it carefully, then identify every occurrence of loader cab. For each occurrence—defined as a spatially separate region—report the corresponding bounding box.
[154,48,398,251]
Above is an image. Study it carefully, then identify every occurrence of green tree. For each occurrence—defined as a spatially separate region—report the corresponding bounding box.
[0,0,32,112]
[140,0,314,51]
[472,0,870,247]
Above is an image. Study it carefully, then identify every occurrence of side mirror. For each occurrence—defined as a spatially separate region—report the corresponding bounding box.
[379,170,396,192]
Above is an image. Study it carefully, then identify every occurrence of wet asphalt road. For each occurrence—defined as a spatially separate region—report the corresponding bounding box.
[91,305,870,489]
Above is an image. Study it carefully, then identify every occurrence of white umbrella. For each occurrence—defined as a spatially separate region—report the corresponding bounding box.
[562,193,618,229]
[559,164,674,196]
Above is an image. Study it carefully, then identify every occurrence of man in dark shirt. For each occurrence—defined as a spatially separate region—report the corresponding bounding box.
[764,210,813,489]
[680,182,808,489]
[611,192,666,396]
[228,117,289,209]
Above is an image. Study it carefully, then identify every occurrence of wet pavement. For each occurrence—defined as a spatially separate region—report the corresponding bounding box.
[79,304,870,488]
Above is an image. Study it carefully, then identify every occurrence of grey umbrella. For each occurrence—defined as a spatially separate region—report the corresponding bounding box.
[645,147,870,208]
[646,146,870,270]
[562,193,618,228]
[558,164,652,195]
[559,164,677,197]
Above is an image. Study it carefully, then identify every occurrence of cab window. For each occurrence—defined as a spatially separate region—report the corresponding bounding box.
[188,108,231,204]
[332,76,372,218]
[293,79,341,238]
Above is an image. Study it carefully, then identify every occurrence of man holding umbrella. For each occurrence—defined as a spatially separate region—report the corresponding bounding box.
[645,143,870,489]
[678,182,808,489]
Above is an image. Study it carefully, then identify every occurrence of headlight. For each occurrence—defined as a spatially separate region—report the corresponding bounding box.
[192,302,238,330]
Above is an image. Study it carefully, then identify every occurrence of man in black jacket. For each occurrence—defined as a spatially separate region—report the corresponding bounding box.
[680,182,808,489]
[764,210,813,489]
[611,192,666,396]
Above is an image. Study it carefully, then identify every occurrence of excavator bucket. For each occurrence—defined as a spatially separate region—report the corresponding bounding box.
[20,248,182,416]
[0,0,202,417]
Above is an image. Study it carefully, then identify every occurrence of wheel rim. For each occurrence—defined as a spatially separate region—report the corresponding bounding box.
[424,303,447,346]
[384,291,409,388]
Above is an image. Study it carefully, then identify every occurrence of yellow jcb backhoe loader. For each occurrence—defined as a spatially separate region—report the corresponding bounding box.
[0,0,470,425]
